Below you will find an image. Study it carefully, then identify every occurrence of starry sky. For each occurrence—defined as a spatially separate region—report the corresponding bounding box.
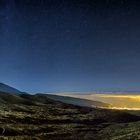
[0,0,140,93]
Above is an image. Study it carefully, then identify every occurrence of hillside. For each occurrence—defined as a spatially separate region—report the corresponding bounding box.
[0,83,21,94]
[43,94,110,108]
[0,92,140,139]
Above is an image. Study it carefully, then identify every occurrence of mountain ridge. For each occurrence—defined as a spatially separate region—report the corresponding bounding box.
[41,93,110,108]
[0,83,21,94]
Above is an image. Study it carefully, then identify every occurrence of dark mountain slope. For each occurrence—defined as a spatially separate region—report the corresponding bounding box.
[40,93,110,108]
[0,83,21,94]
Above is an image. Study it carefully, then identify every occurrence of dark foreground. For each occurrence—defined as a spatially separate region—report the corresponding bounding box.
[0,92,140,140]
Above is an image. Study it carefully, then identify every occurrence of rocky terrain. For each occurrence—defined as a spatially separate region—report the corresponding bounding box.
[0,92,140,140]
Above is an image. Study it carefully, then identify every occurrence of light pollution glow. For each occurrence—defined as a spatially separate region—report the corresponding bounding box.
[59,93,140,110]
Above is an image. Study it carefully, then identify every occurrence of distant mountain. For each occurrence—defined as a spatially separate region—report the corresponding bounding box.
[41,94,110,108]
[0,83,21,94]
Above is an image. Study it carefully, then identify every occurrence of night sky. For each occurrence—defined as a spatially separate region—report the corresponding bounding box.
[0,0,140,93]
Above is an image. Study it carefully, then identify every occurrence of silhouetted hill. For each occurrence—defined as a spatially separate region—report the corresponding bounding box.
[0,83,21,94]
[42,94,110,108]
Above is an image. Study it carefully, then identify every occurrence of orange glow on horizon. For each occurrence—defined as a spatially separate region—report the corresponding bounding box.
[59,93,140,109]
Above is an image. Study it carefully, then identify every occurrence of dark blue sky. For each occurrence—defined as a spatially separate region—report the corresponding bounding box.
[0,0,140,93]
